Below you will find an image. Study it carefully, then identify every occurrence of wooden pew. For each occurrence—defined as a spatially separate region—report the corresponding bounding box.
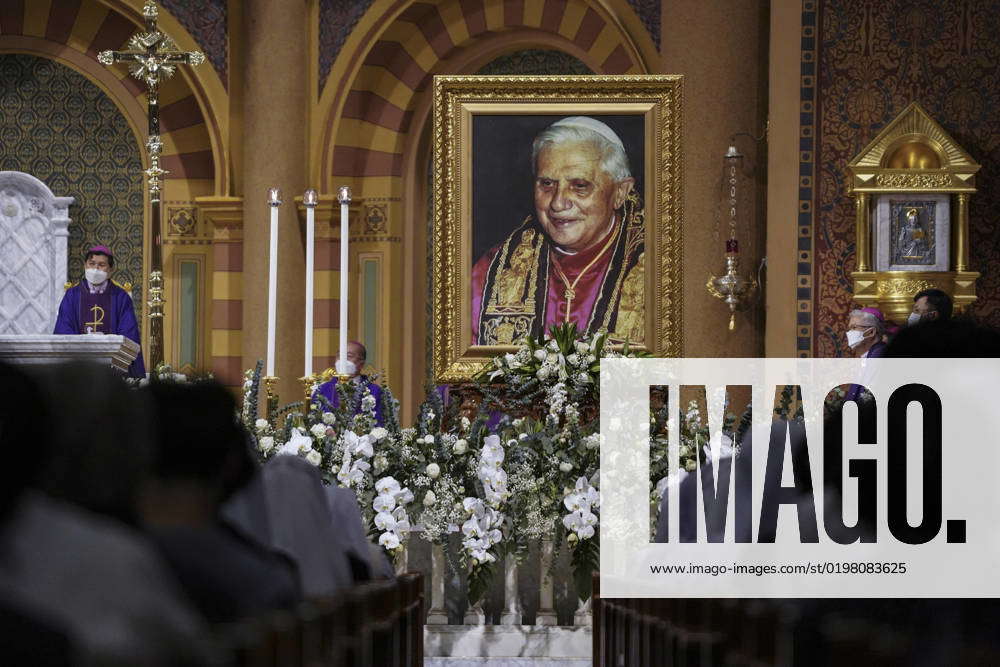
[223,571,424,667]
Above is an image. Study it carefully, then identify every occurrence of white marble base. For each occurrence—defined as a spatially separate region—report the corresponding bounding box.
[424,626,591,659]
[0,334,139,373]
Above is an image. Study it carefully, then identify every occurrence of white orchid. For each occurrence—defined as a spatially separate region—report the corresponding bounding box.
[373,493,396,513]
[375,477,401,496]
[342,430,374,458]
[378,532,401,550]
[374,510,396,531]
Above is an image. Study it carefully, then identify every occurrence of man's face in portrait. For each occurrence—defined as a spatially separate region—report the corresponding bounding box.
[533,140,634,253]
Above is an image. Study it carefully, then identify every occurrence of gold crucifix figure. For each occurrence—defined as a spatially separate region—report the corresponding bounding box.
[96,0,204,370]
[85,304,105,333]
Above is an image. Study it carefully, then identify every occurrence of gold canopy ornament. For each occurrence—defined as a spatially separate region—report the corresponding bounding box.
[847,102,980,323]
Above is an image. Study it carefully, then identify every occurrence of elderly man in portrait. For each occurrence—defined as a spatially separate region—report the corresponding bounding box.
[471,116,645,346]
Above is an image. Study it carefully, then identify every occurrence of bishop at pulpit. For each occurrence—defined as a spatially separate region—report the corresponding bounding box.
[53,245,145,378]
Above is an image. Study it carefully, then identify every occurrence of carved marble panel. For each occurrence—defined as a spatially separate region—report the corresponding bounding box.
[0,171,74,334]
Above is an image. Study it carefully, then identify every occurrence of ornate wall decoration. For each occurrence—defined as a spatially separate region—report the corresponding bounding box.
[168,206,197,236]
[874,172,953,189]
[626,0,662,50]
[0,54,144,325]
[475,49,593,76]
[363,203,388,234]
[319,0,375,94]
[160,0,228,86]
[814,0,1000,356]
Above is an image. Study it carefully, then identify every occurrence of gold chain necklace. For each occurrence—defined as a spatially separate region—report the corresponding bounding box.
[550,223,621,322]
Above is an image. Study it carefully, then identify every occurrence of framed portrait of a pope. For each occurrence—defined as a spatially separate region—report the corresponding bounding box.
[432,75,683,382]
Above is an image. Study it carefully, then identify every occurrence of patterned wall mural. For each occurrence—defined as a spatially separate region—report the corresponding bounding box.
[319,0,376,94]
[0,54,145,324]
[813,0,1000,357]
[161,0,228,86]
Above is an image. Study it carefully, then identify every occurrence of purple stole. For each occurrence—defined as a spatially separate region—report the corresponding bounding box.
[79,287,114,334]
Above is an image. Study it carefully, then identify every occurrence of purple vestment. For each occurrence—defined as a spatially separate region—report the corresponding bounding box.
[54,281,146,378]
[313,377,384,426]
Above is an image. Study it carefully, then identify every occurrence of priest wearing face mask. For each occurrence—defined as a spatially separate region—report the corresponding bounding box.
[53,246,146,378]
[843,307,886,403]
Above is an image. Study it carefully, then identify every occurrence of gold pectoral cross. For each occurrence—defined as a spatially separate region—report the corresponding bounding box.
[85,304,105,332]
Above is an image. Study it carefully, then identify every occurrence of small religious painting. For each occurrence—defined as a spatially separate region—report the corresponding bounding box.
[875,194,950,272]
[432,75,683,382]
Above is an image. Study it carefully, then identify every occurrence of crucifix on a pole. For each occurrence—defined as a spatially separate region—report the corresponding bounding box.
[97,0,204,371]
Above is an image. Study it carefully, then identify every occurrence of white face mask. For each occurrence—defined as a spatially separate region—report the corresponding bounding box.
[85,268,108,285]
[907,312,922,326]
[846,329,869,349]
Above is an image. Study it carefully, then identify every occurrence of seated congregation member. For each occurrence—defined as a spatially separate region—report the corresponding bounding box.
[142,382,300,623]
[222,454,355,598]
[843,306,887,403]
[908,287,952,326]
[53,245,146,378]
[1,363,211,665]
[0,363,74,667]
[314,340,384,426]
[322,485,395,581]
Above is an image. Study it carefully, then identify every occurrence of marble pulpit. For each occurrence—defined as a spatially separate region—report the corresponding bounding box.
[0,171,74,335]
[0,335,140,374]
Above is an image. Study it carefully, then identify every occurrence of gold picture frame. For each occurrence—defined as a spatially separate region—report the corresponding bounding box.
[432,75,684,383]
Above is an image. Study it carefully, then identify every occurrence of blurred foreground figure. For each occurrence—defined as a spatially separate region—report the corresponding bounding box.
[142,381,300,622]
[223,454,356,597]
[0,363,210,666]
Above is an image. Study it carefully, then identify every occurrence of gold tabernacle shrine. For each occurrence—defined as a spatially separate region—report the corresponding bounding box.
[847,102,980,323]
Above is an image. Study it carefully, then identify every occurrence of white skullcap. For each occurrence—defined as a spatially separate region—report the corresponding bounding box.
[549,116,625,153]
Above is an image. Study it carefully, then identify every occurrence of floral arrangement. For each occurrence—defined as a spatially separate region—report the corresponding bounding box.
[238,323,749,604]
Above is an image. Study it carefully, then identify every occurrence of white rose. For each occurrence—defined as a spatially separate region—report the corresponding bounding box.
[305,449,322,466]
[546,340,559,352]
[518,433,528,441]
[371,427,389,441]
[426,463,441,479]
[374,454,388,473]
[254,418,269,431]
[567,532,578,543]
[536,367,550,380]
[533,349,546,361]
[566,353,580,366]
[452,439,468,455]
[423,434,435,444]
[423,490,437,506]
[310,423,328,439]
[546,352,558,364]
[259,436,274,452]
[559,461,573,473]
[322,412,336,425]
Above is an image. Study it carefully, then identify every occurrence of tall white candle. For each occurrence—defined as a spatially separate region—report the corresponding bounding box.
[303,189,317,377]
[266,187,281,377]
[337,186,351,374]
